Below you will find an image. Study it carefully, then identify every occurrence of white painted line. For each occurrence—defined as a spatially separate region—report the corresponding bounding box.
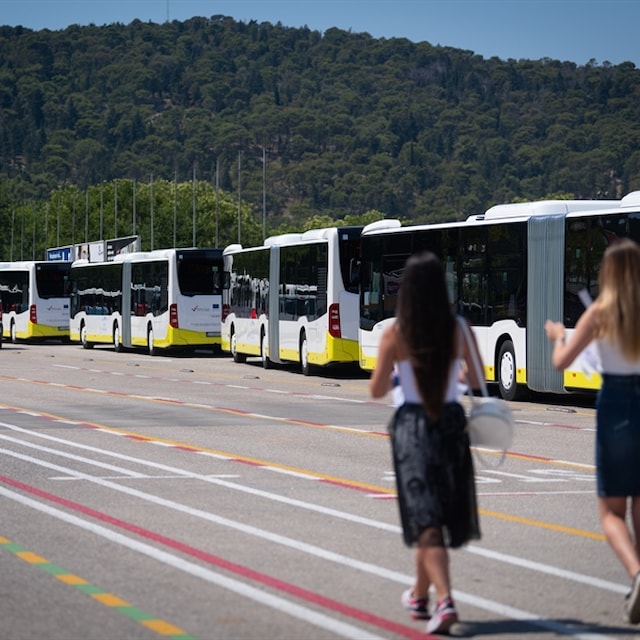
[0,485,388,640]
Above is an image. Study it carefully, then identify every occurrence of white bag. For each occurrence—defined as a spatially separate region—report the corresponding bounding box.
[468,396,514,452]
[459,319,514,464]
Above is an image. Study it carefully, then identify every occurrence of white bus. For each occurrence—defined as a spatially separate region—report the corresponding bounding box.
[0,260,72,343]
[359,192,640,400]
[222,225,366,375]
[69,248,229,354]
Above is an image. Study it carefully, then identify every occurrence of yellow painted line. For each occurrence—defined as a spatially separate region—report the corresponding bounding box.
[93,593,130,607]
[0,536,197,639]
[16,551,48,564]
[1,374,382,437]
[144,620,192,635]
[57,573,89,585]
[1,401,392,494]
[0,401,602,542]
[480,509,606,541]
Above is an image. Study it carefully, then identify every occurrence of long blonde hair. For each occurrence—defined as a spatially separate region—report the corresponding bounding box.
[594,238,640,360]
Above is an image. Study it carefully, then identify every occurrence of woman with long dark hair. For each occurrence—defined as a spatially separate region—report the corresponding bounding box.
[370,251,482,634]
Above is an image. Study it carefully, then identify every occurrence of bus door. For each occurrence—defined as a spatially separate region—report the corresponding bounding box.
[527,215,565,394]
[268,245,281,364]
[459,226,490,366]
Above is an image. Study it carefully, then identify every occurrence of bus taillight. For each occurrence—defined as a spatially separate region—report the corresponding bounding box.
[221,304,230,323]
[30,304,37,324]
[328,303,341,338]
[169,303,179,328]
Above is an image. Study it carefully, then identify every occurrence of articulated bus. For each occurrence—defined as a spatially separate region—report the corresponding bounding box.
[222,225,368,375]
[69,248,229,354]
[359,191,640,400]
[0,260,72,343]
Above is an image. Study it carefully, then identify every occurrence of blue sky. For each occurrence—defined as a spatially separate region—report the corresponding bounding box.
[1,0,638,66]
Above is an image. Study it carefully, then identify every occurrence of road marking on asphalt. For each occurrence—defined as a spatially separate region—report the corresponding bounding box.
[0,470,618,640]
[0,535,197,639]
[0,482,418,640]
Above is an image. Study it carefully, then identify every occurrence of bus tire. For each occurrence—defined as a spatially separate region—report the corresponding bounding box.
[261,332,271,369]
[497,340,518,401]
[231,327,246,363]
[10,322,17,344]
[80,322,94,349]
[300,331,311,376]
[113,323,122,353]
[147,326,157,356]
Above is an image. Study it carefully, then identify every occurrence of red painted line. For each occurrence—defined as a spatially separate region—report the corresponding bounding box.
[233,458,264,467]
[0,474,428,639]
[320,478,378,493]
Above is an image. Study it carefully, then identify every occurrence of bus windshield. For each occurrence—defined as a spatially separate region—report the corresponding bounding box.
[177,251,227,296]
[35,263,71,299]
[337,227,362,294]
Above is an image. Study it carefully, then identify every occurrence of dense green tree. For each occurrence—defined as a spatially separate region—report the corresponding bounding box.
[0,15,639,261]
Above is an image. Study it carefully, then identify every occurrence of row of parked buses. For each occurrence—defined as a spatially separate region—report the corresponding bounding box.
[2,191,640,399]
[0,250,229,353]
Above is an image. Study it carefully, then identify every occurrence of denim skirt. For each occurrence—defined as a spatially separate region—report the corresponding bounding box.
[388,401,480,548]
[596,374,640,497]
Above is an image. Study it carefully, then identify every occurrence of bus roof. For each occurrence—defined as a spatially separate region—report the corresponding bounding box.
[264,224,366,247]
[362,192,640,237]
[362,219,402,234]
[478,198,622,221]
[0,260,72,269]
[621,190,640,207]
[264,233,304,247]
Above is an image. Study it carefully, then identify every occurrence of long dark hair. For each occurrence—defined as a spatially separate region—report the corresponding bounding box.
[396,251,455,420]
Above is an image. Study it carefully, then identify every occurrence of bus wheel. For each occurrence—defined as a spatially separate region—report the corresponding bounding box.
[498,340,518,401]
[261,332,271,369]
[231,328,246,363]
[10,322,17,344]
[147,326,157,356]
[113,323,122,353]
[300,332,311,376]
[80,323,93,349]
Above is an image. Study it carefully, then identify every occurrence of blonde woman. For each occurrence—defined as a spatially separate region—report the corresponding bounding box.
[370,251,482,634]
[545,238,640,624]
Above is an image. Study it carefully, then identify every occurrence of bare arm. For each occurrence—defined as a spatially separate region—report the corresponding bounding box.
[369,325,398,398]
[544,305,597,370]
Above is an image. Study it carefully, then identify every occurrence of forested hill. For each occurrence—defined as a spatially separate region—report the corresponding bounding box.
[1,14,640,231]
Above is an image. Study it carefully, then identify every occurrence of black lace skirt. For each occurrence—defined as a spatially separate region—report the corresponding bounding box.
[388,401,481,548]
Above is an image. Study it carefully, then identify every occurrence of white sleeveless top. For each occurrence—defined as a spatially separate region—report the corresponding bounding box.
[395,357,462,405]
[595,338,640,375]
